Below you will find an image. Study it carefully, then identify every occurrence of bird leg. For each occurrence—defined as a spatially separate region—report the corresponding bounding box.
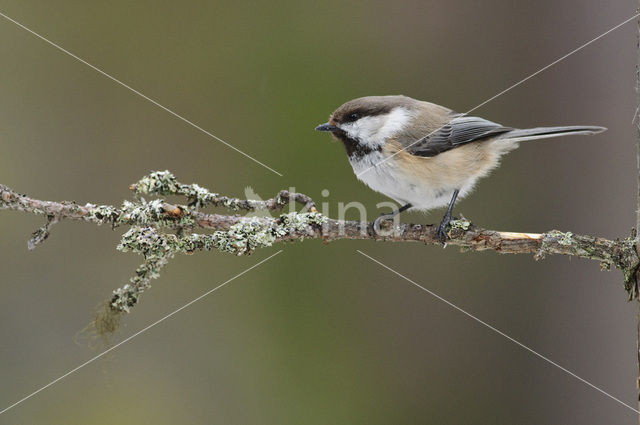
[373,203,412,232]
[436,189,459,244]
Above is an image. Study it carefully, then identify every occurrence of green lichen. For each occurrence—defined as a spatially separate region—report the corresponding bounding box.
[110,256,170,313]
[111,226,174,312]
[181,183,216,208]
[541,231,574,254]
[117,210,326,259]
[556,231,574,246]
[209,212,327,255]
[132,171,222,209]
[448,218,472,231]
[210,220,273,254]
[120,199,165,224]
[277,211,327,233]
[119,199,195,228]
[89,204,119,225]
[545,230,574,246]
[108,173,327,319]
[28,223,50,250]
[131,171,271,211]
[132,170,180,196]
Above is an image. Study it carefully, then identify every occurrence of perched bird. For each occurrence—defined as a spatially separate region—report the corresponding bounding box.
[315,95,605,242]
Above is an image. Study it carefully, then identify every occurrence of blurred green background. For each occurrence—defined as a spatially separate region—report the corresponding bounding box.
[0,1,638,423]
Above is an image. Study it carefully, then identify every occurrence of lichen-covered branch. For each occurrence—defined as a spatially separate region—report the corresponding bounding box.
[1,171,638,326]
[129,171,316,212]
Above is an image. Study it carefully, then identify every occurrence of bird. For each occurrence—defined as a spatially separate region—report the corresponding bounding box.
[315,95,606,243]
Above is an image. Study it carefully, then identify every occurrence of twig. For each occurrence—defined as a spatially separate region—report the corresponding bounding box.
[1,171,638,329]
[129,171,316,212]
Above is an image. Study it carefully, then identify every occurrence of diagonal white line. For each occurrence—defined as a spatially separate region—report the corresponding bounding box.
[0,10,283,177]
[356,12,640,178]
[0,249,283,416]
[356,249,639,414]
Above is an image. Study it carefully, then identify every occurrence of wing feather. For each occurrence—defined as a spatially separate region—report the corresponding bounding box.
[406,115,512,157]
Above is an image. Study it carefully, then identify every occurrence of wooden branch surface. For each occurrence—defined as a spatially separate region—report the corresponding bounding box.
[1,181,637,289]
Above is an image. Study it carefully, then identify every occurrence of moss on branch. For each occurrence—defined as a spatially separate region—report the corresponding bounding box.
[1,171,638,334]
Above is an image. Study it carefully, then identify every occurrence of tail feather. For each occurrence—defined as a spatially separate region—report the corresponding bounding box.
[500,126,606,143]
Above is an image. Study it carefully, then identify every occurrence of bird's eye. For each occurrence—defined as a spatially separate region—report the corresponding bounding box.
[348,113,359,121]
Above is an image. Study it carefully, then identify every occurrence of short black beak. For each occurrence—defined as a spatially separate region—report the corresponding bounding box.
[315,122,339,132]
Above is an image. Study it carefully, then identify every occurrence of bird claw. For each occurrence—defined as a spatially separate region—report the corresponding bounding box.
[436,214,457,244]
[436,221,449,244]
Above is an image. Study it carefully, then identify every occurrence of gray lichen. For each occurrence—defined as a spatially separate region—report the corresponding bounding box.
[130,170,288,211]
[120,200,165,225]
[131,171,223,209]
[96,226,173,335]
[540,230,640,299]
[111,226,174,312]
[108,211,327,314]
[119,199,195,228]
[131,170,181,197]
[110,256,171,313]
[7,170,638,337]
[27,215,60,250]
[556,231,574,246]
[88,204,120,225]
[208,212,326,254]
[448,218,472,231]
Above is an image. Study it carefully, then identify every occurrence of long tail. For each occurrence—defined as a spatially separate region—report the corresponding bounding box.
[499,125,606,143]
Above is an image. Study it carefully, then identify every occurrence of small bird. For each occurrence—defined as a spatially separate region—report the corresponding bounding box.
[315,95,605,242]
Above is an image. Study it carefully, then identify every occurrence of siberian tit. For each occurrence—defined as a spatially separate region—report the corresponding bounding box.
[315,95,605,242]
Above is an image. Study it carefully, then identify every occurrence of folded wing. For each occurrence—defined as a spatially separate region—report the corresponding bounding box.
[405,115,513,157]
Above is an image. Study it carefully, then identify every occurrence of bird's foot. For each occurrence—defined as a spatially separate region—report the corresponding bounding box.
[436,214,458,245]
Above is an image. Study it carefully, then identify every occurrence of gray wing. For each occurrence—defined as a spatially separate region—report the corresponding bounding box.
[406,115,513,157]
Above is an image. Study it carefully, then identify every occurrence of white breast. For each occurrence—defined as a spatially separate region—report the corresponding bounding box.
[349,152,477,211]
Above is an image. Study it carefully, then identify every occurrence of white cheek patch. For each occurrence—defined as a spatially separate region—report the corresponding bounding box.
[339,107,412,148]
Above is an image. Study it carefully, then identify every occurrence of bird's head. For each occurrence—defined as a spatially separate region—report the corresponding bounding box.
[316,95,416,150]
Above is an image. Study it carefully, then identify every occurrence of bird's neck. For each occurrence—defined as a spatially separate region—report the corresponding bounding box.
[333,130,381,159]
